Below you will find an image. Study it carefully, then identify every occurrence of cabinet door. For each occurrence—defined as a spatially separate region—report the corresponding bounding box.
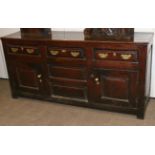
[89,69,139,108]
[9,61,47,97]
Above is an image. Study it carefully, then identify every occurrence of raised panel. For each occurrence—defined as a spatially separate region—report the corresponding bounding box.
[90,69,139,108]
[9,62,46,95]
[101,73,129,100]
[16,67,39,90]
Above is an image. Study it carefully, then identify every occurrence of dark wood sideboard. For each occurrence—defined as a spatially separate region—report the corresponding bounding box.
[1,31,153,119]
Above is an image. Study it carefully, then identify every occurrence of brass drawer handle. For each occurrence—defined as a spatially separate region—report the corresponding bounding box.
[26,49,35,54]
[121,54,132,60]
[37,74,42,78]
[49,50,59,56]
[11,48,18,53]
[71,51,80,57]
[98,53,108,59]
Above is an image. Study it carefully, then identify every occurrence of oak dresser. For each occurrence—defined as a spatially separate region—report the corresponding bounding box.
[1,31,153,119]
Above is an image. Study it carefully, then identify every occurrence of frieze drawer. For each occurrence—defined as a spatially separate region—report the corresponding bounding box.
[8,46,41,56]
[94,49,138,62]
[47,47,85,59]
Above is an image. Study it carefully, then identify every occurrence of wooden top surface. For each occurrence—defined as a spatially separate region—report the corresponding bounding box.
[1,31,154,44]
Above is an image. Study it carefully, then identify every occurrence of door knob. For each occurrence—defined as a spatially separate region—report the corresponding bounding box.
[37,74,42,78]
[95,78,99,82]
[94,77,100,85]
[39,79,42,83]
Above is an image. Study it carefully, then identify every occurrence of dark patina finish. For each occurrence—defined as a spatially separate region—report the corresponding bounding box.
[1,30,153,119]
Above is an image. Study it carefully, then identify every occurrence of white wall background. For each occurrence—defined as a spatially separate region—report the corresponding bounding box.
[0,28,20,78]
[0,28,155,97]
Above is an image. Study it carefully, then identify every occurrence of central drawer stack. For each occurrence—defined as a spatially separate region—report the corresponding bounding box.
[46,47,88,102]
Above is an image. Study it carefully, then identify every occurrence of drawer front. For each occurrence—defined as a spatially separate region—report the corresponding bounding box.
[50,77,87,88]
[47,47,85,59]
[94,49,138,62]
[50,75,88,101]
[48,57,87,68]
[48,66,87,80]
[51,85,87,100]
[93,60,139,70]
[7,45,41,56]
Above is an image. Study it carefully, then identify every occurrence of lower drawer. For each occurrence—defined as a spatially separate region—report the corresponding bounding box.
[51,84,88,102]
[50,77,87,87]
